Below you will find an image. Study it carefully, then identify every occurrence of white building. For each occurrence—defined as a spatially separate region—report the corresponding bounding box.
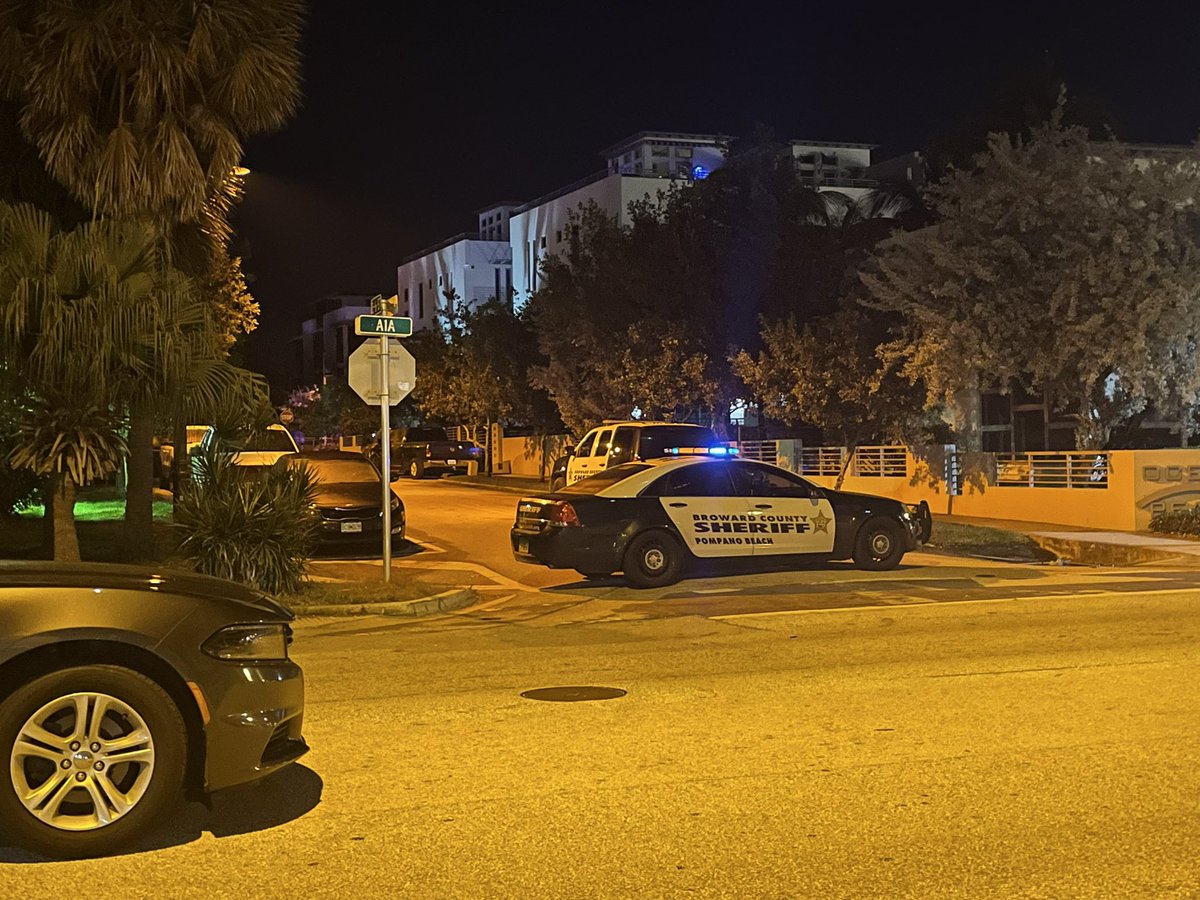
[509,133,895,306]
[789,140,877,198]
[399,130,904,323]
[397,201,515,330]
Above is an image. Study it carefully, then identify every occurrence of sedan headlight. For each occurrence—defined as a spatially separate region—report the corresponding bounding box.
[202,623,291,662]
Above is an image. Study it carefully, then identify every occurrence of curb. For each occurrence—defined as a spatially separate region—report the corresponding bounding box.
[1028,536,1200,567]
[288,588,480,618]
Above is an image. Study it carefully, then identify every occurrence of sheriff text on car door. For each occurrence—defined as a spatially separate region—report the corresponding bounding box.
[650,460,835,558]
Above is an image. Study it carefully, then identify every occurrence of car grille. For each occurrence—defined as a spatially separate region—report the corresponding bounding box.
[260,722,308,768]
[319,506,379,521]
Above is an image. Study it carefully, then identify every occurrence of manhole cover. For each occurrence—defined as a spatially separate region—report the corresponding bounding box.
[520,686,627,703]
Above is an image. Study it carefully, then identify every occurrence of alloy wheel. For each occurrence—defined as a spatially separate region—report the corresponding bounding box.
[9,692,156,831]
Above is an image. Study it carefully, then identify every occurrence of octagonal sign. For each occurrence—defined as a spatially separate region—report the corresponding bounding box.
[348,340,415,406]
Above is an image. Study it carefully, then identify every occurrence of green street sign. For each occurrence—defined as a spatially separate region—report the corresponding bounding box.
[354,315,413,337]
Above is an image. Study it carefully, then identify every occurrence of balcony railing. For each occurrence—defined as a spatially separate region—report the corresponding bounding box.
[799,447,847,477]
[851,446,908,477]
[994,452,1110,488]
[737,440,778,465]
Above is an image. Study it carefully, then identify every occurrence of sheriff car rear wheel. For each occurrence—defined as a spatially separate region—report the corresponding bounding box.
[853,518,905,571]
[623,531,685,589]
[408,460,424,479]
[0,665,186,859]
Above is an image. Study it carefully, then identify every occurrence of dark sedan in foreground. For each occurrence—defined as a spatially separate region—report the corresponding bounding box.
[0,562,307,859]
[276,452,405,551]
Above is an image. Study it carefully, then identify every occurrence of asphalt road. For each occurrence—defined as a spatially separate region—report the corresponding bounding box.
[4,479,1199,896]
[4,588,1197,897]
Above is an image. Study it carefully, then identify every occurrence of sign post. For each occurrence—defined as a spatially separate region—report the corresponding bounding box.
[351,306,414,582]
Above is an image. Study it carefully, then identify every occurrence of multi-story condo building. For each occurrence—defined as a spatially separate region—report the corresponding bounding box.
[291,293,375,387]
[396,203,516,331]
[397,130,901,325]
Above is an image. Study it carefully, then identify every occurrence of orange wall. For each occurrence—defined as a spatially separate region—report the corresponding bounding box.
[803,447,1200,531]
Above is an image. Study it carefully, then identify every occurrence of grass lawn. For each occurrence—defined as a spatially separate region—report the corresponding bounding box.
[285,578,460,607]
[928,520,1056,562]
[2,495,177,562]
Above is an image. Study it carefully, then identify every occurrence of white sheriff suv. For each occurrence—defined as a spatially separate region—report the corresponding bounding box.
[549,421,722,492]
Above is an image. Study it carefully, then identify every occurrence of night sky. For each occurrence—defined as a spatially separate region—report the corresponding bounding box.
[237,0,1200,390]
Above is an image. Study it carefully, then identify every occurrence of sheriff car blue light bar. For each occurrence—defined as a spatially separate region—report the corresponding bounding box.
[665,446,740,457]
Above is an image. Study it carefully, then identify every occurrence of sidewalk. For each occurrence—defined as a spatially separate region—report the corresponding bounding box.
[939,514,1200,567]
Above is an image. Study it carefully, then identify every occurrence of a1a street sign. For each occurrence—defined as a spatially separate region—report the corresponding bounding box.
[348,341,416,406]
[355,315,413,337]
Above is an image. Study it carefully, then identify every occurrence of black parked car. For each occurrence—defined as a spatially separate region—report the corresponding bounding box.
[0,562,307,859]
[277,452,405,550]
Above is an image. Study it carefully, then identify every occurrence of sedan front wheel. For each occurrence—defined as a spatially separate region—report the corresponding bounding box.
[0,665,187,859]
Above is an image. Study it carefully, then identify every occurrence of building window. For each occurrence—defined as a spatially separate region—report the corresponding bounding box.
[505,267,512,306]
[418,283,425,320]
[540,236,546,249]
[494,266,501,300]
[555,229,562,243]
[403,287,410,316]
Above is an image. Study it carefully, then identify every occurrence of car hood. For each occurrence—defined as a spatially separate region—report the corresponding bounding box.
[821,488,906,514]
[232,450,293,466]
[0,561,293,620]
[314,482,392,509]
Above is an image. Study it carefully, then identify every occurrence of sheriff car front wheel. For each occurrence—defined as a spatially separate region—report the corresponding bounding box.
[853,518,906,571]
[0,665,187,859]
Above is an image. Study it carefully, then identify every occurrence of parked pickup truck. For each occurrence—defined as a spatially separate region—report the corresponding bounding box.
[370,426,484,479]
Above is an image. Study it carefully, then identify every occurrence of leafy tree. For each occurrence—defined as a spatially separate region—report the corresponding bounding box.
[862,107,1200,448]
[731,307,934,449]
[416,294,558,442]
[527,142,931,438]
[286,379,376,443]
[528,201,730,434]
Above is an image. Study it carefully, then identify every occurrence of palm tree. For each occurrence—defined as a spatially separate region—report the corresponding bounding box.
[0,203,172,558]
[0,0,304,550]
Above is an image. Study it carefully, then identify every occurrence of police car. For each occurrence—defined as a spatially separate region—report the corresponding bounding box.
[512,450,930,588]
[549,421,721,492]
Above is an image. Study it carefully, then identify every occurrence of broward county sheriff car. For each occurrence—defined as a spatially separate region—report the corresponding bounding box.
[512,450,931,588]
[549,421,721,491]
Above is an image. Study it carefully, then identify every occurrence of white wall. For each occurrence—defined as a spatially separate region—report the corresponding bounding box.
[509,173,680,307]
[397,238,512,331]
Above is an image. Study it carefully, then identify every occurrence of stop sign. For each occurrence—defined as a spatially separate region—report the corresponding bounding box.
[348,340,416,406]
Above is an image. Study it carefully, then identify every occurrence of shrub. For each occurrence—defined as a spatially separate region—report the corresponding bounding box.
[1149,507,1200,537]
[175,450,320,594]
